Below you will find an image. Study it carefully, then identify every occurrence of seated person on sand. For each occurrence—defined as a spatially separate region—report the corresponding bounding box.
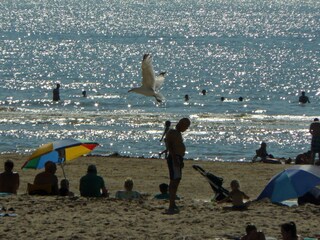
[241,224,266,240]
[32,161,59,195]
[252,142,287,164]
[80,164,108,197]
[154,183,180,200]
[0,160,20,194]
[59,179,74,197]
[295,151,313,164]
[297,187,320,206]
[217,180,249,210]
[253,142,274,160]
[281,221,302,240]
[115,178,141,200]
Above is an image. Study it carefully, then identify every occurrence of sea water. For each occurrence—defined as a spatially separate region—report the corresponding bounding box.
[0,0,319,162]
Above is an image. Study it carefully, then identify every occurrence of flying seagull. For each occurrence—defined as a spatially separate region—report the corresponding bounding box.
[128,54,166,103]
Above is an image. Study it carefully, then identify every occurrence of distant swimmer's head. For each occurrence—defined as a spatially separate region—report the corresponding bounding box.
[221,97,225,101]
[56,83,60,89]
[301,91,306,96]
[239,97,243,101]
[314,118,319,122]
[201,89,207,95]
[165,120,171,128]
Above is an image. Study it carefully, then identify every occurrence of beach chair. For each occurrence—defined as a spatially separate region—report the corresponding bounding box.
[192,165,229,201]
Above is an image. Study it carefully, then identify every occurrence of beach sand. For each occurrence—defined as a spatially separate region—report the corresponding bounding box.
[0,153,319,240]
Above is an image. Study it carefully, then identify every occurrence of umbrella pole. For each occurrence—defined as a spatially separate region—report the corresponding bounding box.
[60,163,67,179]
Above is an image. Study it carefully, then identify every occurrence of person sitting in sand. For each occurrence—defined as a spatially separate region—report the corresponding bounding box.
[281,221,302,240]
[59,179,74,197]
[217,180,249,210]
[254,142,274,160]
[0,160,20,194]
[295,151,312,164]
[80,164,108,197]
[154,183,180,200]
[297,187,320,206]
[33,161,59,195]
[115,178,141,200]
[241,224,266,240]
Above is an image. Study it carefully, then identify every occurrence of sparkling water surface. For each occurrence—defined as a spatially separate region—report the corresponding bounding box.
[0,0,319,161]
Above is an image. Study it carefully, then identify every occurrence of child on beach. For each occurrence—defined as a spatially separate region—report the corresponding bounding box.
[153,183,180,200]
[59,179,74,197]
[217,180,250,210]
[241,224,266,240]
[115,178,141,200]
[280,221,302,240]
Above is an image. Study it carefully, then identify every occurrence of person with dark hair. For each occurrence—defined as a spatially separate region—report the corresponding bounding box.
[165,118,191,214]
[201,89,207,95]
[59,179,74,197]
[33,161,59,195]
[299,91,310,104]
[154,183,180,200]
[297,187,320,205]
[79,164,108,197]
[53,83,61,101]
[309,118,320,164]
[0,160,20,194]
[241,224,266,240]
[281,222,301,240]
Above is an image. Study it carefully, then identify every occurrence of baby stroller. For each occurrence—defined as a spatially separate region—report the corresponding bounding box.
[192,165,229,201]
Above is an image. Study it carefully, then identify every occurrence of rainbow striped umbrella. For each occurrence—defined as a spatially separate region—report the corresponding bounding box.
[22,139,99,170]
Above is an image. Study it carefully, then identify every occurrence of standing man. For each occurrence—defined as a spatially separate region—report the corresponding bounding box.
[309,118,320,164]
[165,117,191,214]
[53,83,61,101]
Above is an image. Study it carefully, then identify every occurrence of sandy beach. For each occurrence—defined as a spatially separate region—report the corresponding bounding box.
[0,153,319,240]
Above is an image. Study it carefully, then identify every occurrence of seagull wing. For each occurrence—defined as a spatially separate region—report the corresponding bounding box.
[155,72,166,91]
[141,55,156,91]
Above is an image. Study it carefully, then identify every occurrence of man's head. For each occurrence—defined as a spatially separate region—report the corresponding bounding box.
[87,164,97,174]
[176,118,191,132]
[4,160,14,172]
[44,161,57,174]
